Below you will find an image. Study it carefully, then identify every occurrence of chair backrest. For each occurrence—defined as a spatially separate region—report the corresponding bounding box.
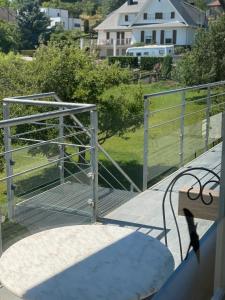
[162,167,220,262]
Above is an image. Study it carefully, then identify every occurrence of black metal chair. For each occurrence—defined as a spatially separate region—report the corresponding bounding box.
[162,167,220,262]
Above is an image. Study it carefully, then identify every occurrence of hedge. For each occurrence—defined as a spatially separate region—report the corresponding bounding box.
[108,56,139,68]
[140,57,164,70]
[108,56,173,73]
[20,50,36,57]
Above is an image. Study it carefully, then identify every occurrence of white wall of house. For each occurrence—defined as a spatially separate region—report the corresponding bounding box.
[41,7,83,31]
[119,13,138,26]
[132,27,194,45]
[137,0,185,24]
[41,8,68,19]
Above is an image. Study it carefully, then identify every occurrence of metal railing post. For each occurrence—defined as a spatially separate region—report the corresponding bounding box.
[213,112,225,298]
[180,91,186,167]
[90,110,98,222]
[143,97,149,191]
[3,103,14,220]
[59,110,65,184]
[0,209,2,256]
[205,87,211,152]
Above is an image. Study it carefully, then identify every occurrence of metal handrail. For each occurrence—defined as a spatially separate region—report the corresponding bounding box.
[53,94,141,193]
[144,80,225,99]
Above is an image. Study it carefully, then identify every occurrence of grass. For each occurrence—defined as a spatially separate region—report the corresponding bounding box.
[99,81,210,188]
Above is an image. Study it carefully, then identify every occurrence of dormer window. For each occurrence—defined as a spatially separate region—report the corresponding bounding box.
[155,12,163,19]
[125,15,129,22]
[143,13,148,20]
[171,12,175,19]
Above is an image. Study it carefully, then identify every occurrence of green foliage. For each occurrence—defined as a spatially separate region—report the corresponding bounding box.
[28,44,137,143]
[0,52,33,99]
[17,0,51,49]
[50,29,86,47]
[108,56,139,69]
[175,15,225,86]
[161,56,173,79]
[41,0,125,17]
[174,46,187,55]
[0,20,19,53]
[140,57,163,71]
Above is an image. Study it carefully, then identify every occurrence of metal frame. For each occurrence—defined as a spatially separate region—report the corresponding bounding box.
[143,81,225,190]
[0,96,98,222]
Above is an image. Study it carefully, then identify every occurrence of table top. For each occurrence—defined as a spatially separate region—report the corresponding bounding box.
[0,225,174,300]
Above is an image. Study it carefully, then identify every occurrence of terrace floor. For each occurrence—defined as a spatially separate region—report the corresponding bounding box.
[0,143,221,299]
[103,143,221,268]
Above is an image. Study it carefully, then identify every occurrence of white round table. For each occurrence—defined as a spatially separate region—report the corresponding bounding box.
[0,225,174,300]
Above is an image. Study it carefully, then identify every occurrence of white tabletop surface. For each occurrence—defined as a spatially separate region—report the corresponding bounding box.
[0,225,174,300]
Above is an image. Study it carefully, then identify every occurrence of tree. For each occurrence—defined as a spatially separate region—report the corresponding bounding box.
[17,0,51,49]
[19,44,143,160]
[0,20,19,53]
[175,15,225,85]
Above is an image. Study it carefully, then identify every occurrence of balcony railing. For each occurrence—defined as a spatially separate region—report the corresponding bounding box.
[98,38,132,46]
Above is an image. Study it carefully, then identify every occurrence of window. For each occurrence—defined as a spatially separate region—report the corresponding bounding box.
[141,31,145,43]
[125,15,129,22]
[159,49,165,55]
[145,35,152,44]
[57,12,60,17]
[136,52,142,56]
[143,13,148,20]
[74,23,80,28]
[106,32,110,40]
[165,38,172,44]
[171,12,175,19]
[165,30,172,44]
[144,52,149,56]
[155,12,163,19]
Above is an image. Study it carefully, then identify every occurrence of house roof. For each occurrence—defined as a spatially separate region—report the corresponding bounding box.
[95,0,206,31]
[169,0,206,26]
[117,0,148,13]
[132,21,187,29]
[95,10,129,30]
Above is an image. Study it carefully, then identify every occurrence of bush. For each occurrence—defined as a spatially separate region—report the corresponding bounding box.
[174,46,186,55]
[108,56,139,68]
[161,56,173,79]
[140,57,164,70]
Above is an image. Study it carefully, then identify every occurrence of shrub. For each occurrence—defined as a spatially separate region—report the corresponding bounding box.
[140,57,164,70]
[161,56,173,79]
[108,56,139,68]
[174,46,186,55]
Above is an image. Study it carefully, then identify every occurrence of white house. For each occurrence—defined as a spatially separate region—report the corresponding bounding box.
[95,0,206,57]
[41,7,83,31]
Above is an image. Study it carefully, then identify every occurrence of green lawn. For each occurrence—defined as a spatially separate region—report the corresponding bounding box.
[99,81,209,188]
